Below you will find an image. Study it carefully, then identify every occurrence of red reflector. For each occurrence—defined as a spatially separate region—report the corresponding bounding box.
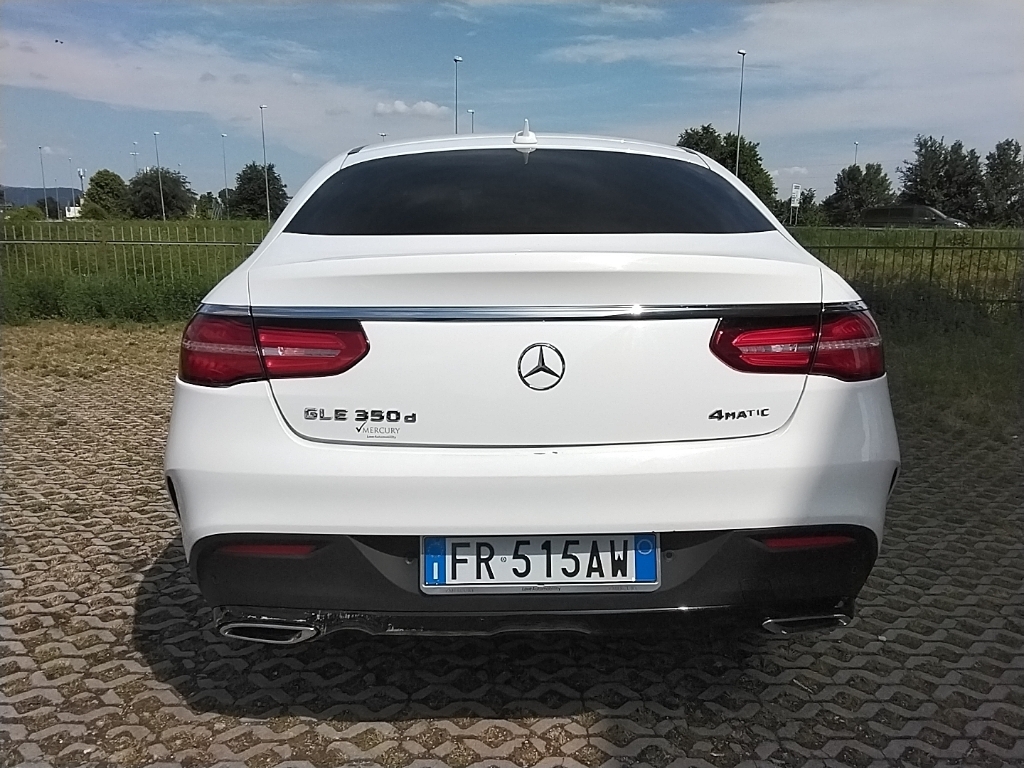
[762,535,855,550]
[218,543,318,557]
[180,314,264,387]
[257,324,369,378]
[812,311,884,381]
[710,317,818,374]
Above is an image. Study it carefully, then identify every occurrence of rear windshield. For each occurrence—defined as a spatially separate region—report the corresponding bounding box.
[285,149,774,235]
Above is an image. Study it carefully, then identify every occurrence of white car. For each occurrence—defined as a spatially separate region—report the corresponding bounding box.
[165,128,900,645]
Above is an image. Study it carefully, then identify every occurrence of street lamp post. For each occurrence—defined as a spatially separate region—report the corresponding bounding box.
[132,141,139,176]
[153,132,166,221]
[734,49,747,178]
[467,109,475,134]
[854,141,859,166]
[38,146,49,220]
[453,56,463,135]
[221,133,230,219]
[259,105,271,224]
[379,132,387,142]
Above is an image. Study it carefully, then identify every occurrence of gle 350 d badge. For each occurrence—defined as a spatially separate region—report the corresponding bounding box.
[303,408,417,423]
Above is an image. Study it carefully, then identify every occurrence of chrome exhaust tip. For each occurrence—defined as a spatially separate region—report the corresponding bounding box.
[762,613,851,635]
[219,621,319,645]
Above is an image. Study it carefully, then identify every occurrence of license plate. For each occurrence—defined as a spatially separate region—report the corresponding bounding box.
[420,534,659,594]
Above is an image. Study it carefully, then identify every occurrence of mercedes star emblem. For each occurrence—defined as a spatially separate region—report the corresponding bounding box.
[518,343,565,391]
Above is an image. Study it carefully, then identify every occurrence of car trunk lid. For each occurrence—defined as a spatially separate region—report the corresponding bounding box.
[247,233,822,446]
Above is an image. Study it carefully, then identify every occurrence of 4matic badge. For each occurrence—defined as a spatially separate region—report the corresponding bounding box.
[708,408,769,421]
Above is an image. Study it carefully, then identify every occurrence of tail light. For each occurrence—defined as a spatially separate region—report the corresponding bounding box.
[180,314,264,387]
[257,324,369,378]
[812,311,884,381]
[709,317,818,375]
[710,309,883,382]
[179,313,369,386]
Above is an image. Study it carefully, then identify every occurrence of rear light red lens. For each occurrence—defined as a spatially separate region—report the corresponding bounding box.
[811,311,884,381]
[180,314,264,387]
[180,313,371,386]
[710,317,818,374]
[256,324,369,378]
[218,543,318,557]
[710,310,884,382]
[762,534,856,550]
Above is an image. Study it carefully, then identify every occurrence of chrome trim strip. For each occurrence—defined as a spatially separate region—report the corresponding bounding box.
[197,303,251,317]
[823,300,868,313]
[761,613,851,636]
[196,302,865,321]
[239,303,824,321]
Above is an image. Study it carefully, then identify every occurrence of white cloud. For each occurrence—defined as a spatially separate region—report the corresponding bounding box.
[544,0,1022,196]
[770,166,808,177]
[374,100,451,118]
[0,29,448,162]
[433,3,483,23]
[546,0,1024,140]
[573,4,667,26]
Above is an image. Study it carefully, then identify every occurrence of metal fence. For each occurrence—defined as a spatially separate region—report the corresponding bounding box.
[792,227,1023,306]
[0,223,269,287]
[2,223,1022,306]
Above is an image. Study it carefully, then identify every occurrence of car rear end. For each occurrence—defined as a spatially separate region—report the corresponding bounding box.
[164,135,899,644]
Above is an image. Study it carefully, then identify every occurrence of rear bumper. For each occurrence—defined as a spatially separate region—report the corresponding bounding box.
[196,525,877,635]
[166,375,900,557]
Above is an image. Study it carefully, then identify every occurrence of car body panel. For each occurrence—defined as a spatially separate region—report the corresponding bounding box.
[166,373,898,559]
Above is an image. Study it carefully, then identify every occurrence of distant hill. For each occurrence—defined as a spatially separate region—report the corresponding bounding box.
[1,186,83,208]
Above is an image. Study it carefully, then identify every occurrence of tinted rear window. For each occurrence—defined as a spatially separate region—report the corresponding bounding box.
[285,149,773,235]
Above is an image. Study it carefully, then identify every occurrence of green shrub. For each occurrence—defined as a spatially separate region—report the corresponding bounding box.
[1,274,209,324]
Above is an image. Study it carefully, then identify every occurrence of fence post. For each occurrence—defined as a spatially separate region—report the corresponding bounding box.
[926,229,937,291]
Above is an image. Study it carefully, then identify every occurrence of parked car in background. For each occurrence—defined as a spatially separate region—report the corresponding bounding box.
[862,205,968,228]
[166,129,900,645]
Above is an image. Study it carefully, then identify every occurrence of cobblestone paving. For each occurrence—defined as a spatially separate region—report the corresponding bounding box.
[2,321,1022,768]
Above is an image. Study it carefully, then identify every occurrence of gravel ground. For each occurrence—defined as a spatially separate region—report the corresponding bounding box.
[1,320,1022,768]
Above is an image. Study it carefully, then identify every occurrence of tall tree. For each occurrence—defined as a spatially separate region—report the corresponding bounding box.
[128,167,197,219]
[898,135,947,209]
[984,139,1024,227]
[898,135,985,223]
[942,141,985,223]
[677,124,777,205]
[85,169,130,218]
[195,191,218,219]
[232,162,289,220]
[35,197,60,218]
[789,188,828,227]
[218,188,234,218]
[823,163,895,225]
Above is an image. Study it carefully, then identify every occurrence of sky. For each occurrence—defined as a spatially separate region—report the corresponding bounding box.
[2,0,1022,202]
